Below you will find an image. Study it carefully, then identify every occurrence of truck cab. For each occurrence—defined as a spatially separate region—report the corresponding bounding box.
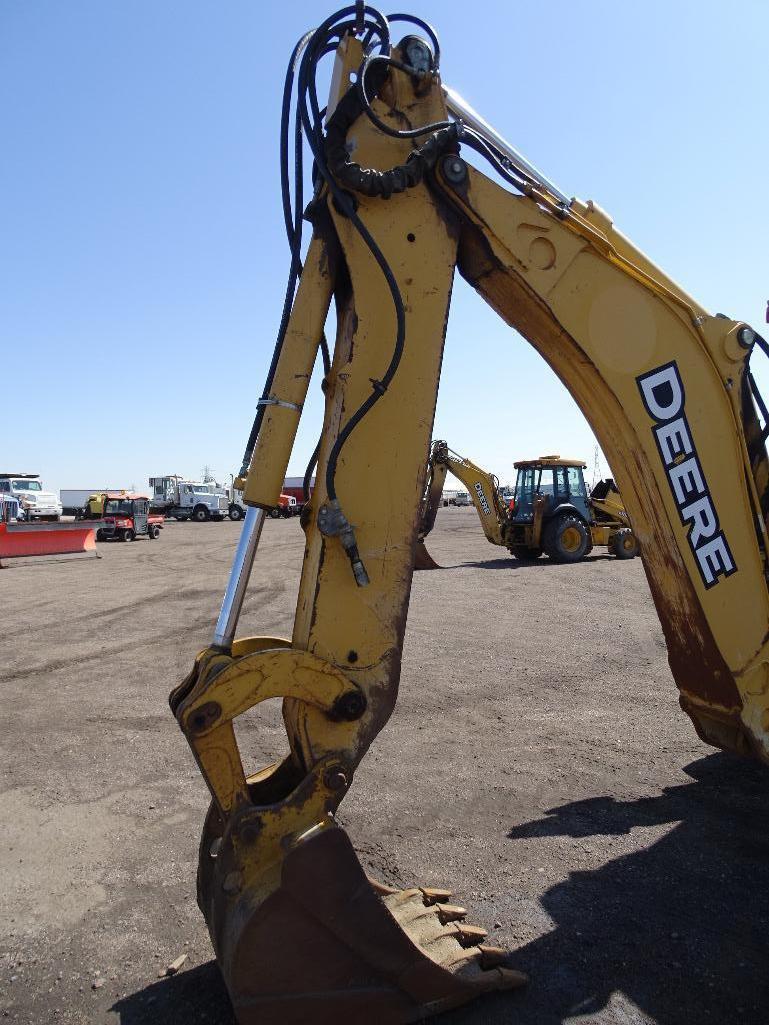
[0,474,62,521]
[149,476,229,521]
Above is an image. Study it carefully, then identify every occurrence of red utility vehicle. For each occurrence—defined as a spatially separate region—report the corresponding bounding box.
[97,493,164,542]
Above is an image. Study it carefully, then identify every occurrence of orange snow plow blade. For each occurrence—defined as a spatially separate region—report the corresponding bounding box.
[414,539,441,570]
[0,521,100,566]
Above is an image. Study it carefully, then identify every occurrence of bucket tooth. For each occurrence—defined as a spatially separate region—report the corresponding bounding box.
[435,903,467,924]
[452,922,488,946]
[419,886,453,905]
[367,875,400,896]
[478,945,521,971]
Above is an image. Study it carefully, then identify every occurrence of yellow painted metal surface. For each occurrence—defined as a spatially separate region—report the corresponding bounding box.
[438,162,769,756]
[243,235,336,508]
[284,38,461,771]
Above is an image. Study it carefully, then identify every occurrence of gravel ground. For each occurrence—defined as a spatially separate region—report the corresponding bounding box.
[1,509,767,1024]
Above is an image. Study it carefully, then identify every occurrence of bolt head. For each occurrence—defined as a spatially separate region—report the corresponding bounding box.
[323,767,348,792]
[442,156,468,185]
[738,325,755,349]
[402,35,433,75]
[332,690,367,721]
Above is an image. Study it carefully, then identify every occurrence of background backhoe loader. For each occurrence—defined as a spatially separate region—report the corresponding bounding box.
[416,442,636,567]
[168,7,769,1023]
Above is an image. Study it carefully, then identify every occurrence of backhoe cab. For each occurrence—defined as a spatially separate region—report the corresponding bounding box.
[508,456,637,562]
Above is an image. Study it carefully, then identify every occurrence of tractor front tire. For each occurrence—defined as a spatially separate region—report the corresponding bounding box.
[122,528,136,542]
[610,528,638,560]
[192,505,209,523]
[229,504,244,522]
[543,514,589,563]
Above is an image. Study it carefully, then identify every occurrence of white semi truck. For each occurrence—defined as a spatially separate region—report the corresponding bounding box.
[149,476,245,522]
[0,474,62,521]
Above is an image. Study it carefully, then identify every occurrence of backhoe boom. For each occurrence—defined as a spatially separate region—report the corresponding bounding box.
[170,9,769,1022]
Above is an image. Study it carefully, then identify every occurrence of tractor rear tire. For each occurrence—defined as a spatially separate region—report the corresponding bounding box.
[543,514,589,563]
[148,525,160,539]
[610,528,638,559]
[509,546,542,561]
[269,508,281,519]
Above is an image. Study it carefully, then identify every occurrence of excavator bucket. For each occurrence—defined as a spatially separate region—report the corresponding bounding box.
[198,806,526,1025]
[414,539,441,570]
[170,637,526,1025]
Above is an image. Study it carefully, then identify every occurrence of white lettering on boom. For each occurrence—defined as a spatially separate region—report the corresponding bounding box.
[637,361,736,588]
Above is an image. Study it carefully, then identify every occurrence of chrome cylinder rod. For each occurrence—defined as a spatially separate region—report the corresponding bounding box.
[442,84,570,207]
[213,505,266,650]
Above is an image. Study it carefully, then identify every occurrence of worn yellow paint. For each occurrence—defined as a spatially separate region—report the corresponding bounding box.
[436,161,769,755]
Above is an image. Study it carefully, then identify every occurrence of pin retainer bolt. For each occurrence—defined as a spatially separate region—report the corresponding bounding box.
[738,326,756,349]
[442,155,468,185]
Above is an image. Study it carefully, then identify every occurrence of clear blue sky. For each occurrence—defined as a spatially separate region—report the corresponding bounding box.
[2,1,767,495]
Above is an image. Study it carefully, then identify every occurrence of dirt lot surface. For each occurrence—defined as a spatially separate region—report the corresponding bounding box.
[2,509,768,1024]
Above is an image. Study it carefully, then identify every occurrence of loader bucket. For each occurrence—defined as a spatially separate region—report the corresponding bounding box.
[414,539,441,570]
[198,810,525,1024]
[0,521,100,567]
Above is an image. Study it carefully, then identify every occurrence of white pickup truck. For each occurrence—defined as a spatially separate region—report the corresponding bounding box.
[0,474,62,521]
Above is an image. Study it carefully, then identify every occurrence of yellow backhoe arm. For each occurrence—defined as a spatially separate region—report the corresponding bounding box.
[169,9,769,1022]
[421,440,507,545]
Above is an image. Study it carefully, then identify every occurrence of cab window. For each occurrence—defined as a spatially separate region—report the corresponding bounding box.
[534,468,554,497]
[567,467,586,497]
[554,467,569,502]
[514,468,534,503]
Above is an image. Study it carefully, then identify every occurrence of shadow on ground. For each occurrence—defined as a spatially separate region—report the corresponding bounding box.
[114,753,769,1024]
[442,752,769,1024]
[112,961,235,1024]
[454,554,616,570]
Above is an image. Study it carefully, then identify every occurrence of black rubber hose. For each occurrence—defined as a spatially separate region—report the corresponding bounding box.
[326,77,459,198]
[237,7,390,479]
[293,16,411,502]
[357,54,452,140]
